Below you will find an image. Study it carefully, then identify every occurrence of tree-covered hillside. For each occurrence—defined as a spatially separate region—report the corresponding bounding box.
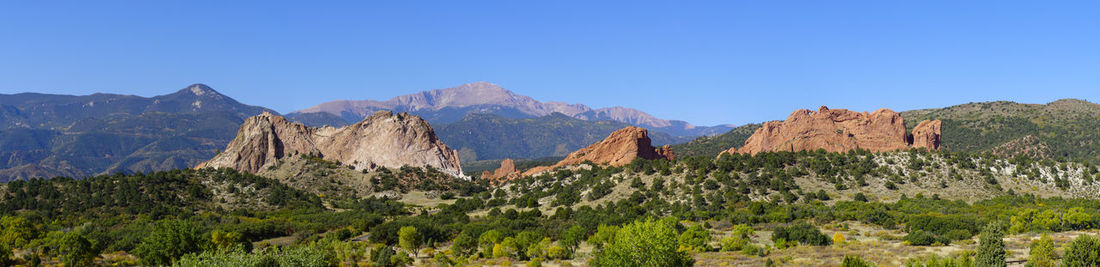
[670,124,762,158]
[901,99,1100,163]
[435,113,691,162]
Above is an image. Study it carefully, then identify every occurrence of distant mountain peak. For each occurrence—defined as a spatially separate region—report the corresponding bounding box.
[177,83,223,98]
[456,81,504,91]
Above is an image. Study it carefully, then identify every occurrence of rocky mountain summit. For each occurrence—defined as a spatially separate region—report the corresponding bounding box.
[523,126,674,176]
[725,106,941,155]
[199,111,466,178]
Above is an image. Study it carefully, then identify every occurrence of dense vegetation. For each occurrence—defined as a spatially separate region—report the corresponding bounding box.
[3,149,1100,266]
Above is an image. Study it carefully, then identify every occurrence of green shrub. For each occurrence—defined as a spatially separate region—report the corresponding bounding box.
[905,230,948,246]
[174,243,335,267]
[842,255,876,267]
[1026,234,1054,267]
[591,218,693,267]
[678,224,711,252]
[134,219,207,266]
[944,229,973,241]
[720,237,747,252]
[0,243,13,267]
[740,243,764,256]
[1062,234,1100,267]
[452,232,478,257]
[772,222,831,246]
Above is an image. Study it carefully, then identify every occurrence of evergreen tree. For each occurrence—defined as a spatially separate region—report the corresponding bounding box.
[451,232,478,257]
[976,223,1006,267]
[58,232,96,267]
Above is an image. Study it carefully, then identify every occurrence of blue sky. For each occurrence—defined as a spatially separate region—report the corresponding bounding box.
[1,1,1097,126]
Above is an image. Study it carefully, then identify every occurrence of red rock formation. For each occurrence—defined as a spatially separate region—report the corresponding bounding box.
[911,120,942,150]
[724,106,942,155]
[482,158,521,183]
[523,126,674,176]
[198,111,466,179]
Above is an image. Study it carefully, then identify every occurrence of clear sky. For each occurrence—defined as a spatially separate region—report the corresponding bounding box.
[1,1,1098,126]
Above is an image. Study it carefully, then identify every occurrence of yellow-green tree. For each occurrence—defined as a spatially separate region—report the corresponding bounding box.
[0,216,36,248]
[834,232,846,244]
[678,224,711,252]
[592,218,693,267]
[210,230,243,249]
[398,226,421,257]
[1026,234,1055,267]
[478,229,503,257]
[1064,207,1092,230]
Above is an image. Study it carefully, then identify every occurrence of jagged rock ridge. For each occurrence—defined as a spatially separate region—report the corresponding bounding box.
[523,126,674,176]
[725,106,941,155]
[199,111,466,179]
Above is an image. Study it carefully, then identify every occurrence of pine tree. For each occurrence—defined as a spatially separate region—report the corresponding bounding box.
[975,223,1006,267]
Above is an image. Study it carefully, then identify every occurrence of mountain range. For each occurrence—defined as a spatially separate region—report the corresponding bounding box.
[3,81,1099,182]
[286,81,735,137]
[0,84,271,181]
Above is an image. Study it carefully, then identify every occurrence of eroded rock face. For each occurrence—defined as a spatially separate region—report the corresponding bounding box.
[911,119,942,150]
[198,111,466,179]
[523,126,674,176]
[724,106,942,155]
